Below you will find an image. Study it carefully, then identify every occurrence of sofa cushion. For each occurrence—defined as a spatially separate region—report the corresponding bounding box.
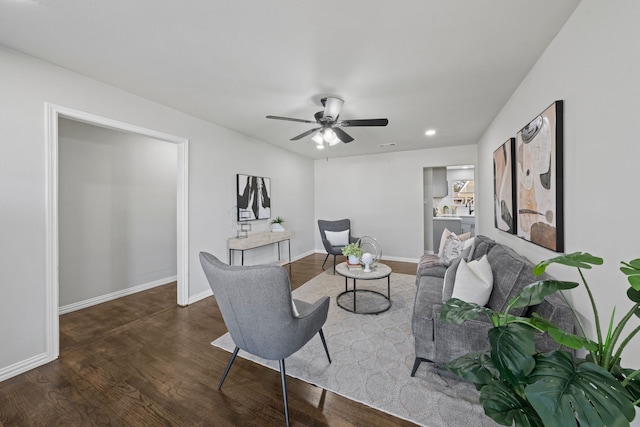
[470,235,497,261]
[486,244,539,315]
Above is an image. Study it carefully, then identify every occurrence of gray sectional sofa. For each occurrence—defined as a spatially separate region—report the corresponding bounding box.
[411,235,575,376]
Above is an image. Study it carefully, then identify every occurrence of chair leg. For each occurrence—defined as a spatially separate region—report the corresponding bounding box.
[319,328,331,364]
[218,346,240,390]
[321,253,330,269]
[279,359,290,427]
[411,357,427,377]
[332,254,337,275]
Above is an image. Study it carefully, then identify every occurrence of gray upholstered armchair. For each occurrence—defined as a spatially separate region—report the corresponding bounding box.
[199,252,331,427]
[318,219,359,274]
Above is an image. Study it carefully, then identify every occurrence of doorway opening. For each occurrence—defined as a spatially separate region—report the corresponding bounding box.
[45,103,189,363]
[423,165,475,254]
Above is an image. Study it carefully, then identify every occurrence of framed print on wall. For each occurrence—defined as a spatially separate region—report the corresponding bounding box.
[493,137,516,234]
[237,174,271,221]
[515,100,564,252]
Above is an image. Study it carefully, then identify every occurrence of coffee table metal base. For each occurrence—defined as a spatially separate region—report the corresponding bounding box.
[337,286,391,315]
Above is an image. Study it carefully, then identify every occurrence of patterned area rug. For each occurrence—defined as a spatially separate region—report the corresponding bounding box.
[212,270,498,427]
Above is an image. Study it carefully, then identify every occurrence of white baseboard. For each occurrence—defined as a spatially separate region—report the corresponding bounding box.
[293,250,316,261]
[188,288,213,305]
[0,352,49,382]
[380,255,421,263]
[59,276,177,315]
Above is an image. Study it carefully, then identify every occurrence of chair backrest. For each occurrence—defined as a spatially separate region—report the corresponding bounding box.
[318,219,351,251]
[199,252,299,360]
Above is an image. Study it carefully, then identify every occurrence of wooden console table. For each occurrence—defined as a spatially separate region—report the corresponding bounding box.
[228,230,292,266]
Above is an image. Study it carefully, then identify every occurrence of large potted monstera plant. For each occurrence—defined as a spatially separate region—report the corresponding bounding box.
[440,252,640,427]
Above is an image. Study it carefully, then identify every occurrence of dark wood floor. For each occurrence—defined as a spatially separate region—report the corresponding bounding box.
[0,254,417,426]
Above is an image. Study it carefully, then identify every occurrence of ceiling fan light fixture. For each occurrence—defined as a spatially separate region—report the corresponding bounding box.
[323,128,339,145]
[323,97,344,121]
[312,132,324,144]
[323,128,334,142]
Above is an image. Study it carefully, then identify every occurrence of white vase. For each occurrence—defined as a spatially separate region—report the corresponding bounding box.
[348,255,359,265]
[271,223,284,232]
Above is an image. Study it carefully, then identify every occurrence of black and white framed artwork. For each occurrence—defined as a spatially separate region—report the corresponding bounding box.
[237,174,271,221]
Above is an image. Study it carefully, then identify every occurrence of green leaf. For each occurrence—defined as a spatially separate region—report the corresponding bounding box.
[525,351,635,427]
[528,312,598,351]
[509,280,579,309]
[446,353,495,386]
[621,259,640,291]
[533,252,603,276]
[622,258,640,269]
[627,288,640,303]
[489,323,536,386]
[439,298,495,325]
[613,365,640,403]
[480,379,544,427]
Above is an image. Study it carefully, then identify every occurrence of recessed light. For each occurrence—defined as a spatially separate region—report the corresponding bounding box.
[425,129,436,136]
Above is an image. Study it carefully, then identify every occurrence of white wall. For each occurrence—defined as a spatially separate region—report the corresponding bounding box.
[58,119,177,307]
[476,0,640,360]
[314,145,477,261]
[0,46,314,377]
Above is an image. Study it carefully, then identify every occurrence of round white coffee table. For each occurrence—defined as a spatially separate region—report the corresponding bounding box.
[335,262,392,314]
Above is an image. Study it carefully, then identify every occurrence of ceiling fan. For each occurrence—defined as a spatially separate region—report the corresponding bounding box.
[266,97,389,145]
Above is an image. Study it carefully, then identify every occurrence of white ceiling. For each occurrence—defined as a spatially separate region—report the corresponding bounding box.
[0,0,581,159]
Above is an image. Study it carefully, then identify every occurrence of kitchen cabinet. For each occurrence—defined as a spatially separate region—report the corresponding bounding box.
[460,216,476,236]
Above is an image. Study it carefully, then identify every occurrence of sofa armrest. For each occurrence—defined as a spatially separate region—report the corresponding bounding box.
[416,254,447,279]
[413,276,445,319]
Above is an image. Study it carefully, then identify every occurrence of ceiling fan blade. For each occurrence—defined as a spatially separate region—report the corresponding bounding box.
[266,115,315,124]
[333,127,354,143]
[340,118,389,127]
[291,127,321,141]
[323,97,344,120]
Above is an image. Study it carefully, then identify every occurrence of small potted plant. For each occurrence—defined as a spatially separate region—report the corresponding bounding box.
[270,216,285,232]
[342,242,362,265]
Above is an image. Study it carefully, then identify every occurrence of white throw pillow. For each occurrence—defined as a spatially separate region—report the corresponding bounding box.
[438,228,453,255]
[467,255,493,289]
[451,257,493,306]
[325,229,349,246]
[439,233,463,266]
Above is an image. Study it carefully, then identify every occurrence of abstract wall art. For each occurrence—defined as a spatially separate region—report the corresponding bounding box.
[515,101,564,252]
[237,174,271,221]
[493,137,516,234]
